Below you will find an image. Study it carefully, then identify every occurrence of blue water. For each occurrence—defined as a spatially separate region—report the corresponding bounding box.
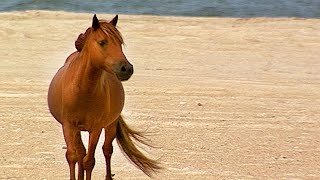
[0,0,319,18]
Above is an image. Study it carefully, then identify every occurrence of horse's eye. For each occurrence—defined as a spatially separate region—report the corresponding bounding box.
[98,40,108,47]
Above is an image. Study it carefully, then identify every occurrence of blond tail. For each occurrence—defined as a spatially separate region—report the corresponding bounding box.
[116,115,161,176]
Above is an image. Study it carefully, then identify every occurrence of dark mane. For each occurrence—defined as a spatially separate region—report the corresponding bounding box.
[75,27,92,51]
[75,20,123,51]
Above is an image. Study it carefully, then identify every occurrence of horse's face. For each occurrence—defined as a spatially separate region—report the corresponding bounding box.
[88,15,133,81]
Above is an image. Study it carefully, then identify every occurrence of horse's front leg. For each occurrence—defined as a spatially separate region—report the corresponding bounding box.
[83,129,102,180]
[75,132,86,180]
[62,124,79,180]
[103,122,117,180]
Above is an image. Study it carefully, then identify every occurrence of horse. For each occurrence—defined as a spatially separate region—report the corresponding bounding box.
[48,14,160,180]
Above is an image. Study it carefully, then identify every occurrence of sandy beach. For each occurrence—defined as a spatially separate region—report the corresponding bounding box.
[0,11,320,179]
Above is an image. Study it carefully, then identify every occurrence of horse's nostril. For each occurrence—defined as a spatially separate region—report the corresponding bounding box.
[121,66,126,72]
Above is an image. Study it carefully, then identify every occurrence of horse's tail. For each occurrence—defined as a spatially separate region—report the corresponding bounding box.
[116,115,161,176]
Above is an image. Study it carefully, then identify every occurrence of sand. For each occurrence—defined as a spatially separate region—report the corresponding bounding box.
[0,10,319,179]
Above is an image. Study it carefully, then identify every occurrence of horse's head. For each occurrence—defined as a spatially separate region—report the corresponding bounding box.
[84,14,133,81]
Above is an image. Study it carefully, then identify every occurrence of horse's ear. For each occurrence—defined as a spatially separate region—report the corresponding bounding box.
[92,14,100,30]
[110,15,118,27]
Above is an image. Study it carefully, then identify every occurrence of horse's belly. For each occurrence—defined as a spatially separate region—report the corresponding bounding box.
[75,98,124,130]
[47,69,64,123]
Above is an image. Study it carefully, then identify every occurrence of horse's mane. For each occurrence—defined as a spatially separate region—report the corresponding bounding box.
[75,20,123,51]
[75,28,91,51]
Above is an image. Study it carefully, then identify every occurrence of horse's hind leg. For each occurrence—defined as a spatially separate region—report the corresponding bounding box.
[83,129,102,180]
[103,122,117,180]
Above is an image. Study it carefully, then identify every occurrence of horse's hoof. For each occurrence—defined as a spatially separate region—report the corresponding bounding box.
[105,174,115,180]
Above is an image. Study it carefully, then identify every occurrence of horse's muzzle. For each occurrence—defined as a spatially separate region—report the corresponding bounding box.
[113,62,134,81]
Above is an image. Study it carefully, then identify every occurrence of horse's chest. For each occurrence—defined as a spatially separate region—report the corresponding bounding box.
[81,92,123,114]
[73,84,125,128]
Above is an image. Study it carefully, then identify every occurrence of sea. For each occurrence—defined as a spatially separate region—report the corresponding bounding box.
[0,0,319,18]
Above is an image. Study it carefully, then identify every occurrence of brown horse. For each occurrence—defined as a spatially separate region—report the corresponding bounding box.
[48,14,160,180]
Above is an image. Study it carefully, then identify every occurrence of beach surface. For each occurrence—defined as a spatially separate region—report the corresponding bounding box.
[0,11,319,179]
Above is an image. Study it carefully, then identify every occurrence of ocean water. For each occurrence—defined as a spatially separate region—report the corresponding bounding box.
[0,0,319,18]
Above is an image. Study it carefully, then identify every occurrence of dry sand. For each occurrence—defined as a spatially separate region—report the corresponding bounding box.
[0,11,320,179]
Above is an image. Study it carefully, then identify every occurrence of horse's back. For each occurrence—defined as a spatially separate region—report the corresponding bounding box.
[65,51,79,64]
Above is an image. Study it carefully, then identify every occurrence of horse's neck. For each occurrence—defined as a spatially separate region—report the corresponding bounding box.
[68,52,106,93]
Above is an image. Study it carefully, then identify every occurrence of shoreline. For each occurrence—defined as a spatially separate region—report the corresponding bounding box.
[0,10,319,19]
[0,10,319,179]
